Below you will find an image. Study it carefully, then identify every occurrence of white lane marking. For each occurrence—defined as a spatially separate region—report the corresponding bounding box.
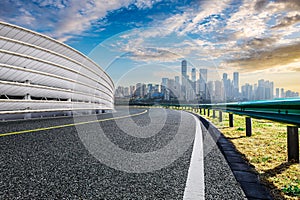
[183,115,205,200]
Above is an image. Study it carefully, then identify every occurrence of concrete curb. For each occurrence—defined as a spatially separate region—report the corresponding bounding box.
[191,112,273,200]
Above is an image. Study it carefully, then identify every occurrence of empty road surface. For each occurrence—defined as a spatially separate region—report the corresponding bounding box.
[0,107,245,199]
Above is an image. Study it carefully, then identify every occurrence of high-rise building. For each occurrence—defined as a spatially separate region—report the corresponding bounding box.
[142,84,147,97]
[255,79,273,100]
[147,84,153,93]
[214,80,222,101]
[233,72,239,97]
[124,87,130,97]
[181,60,187,83]
[222,73,230,100]
[199,69,208,100]
[270,82,274,99]
[257,79,265,100]
[191,68,196,82]
[241,83,253,100]
[191,68,197,93]
[161,78,169,88]
[175,76,180,84]
[161,78,169,100]
[223,73,228,81]
[284,90,299,98]
[147,84,153,97]
[130,85,135,96]
[115,86,124,97]
[207,81,214,100]
[135,83,142,97]
[181,60,188,100]
[276,88,279,98]
[281,88,285,98]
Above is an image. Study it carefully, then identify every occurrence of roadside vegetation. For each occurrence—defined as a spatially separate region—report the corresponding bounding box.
[195,110,300,200]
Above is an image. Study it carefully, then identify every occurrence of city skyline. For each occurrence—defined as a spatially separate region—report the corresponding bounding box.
[113,59,300,93]
[116,60,299,102]
[1,1,300,93]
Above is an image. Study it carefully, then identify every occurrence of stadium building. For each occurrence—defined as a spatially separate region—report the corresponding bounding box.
[0,21,114,120]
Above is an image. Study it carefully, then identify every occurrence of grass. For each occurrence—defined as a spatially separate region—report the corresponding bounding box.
[194,110,300,200]
[142,106,300,199]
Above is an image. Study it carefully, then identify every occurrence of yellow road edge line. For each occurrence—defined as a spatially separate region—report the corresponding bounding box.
[0,110,148,137]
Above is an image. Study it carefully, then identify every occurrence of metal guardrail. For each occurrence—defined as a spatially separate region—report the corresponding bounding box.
[161,98,300,126]
[202,99,300,126]
[159,98,300,162]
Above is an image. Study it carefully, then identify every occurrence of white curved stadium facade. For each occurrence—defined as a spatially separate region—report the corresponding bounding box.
[0,21,114,117]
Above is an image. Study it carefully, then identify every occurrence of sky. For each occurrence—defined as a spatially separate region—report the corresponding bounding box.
[1,0,300,92]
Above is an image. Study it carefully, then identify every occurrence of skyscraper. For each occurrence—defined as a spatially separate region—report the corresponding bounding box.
[161,78,169,97]
[191,68,196,93]
[223,73,228,81]
[276,88,279,98]
[175,76,180,84]
[181,60,187,100]
[214,80,222,101]
[174,76,180,98]
[233,72,239,97]
[270,82,274,99]
[130,85,135,96]
[257,79,265,100]
[147,83,153,94]
[207,81,214,100]
[191,68,196,82]
[241,83,253,100]
[135,83,142,97]
[161,78,169,88]
[222,73,228,100]
[181,60,187,83]
[199,69,208,100]
[281,88,285,98]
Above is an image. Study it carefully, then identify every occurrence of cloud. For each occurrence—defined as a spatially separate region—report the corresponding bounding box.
[2,0,300,74]
[226,0,270,40]
[125,47,183,62]
[243,37,278,49]
[182,0,232,34]
[0,0,164,42]
[290,67,300,72]
[225,42,300,72]
[276,0,300,10]
[272,14,300,29]
[254,0,268,11]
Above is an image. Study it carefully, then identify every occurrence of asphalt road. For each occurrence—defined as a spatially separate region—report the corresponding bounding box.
[0,107,246,199]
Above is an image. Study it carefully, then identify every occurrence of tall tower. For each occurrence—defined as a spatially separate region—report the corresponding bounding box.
[199,69,208,100]
[222,73,228,100]
[175,76,180,84]
[233,72,239,97]
[181,60,187,100]
[191,68,196,82]
[181,60,187,83]
[223,73,228,81]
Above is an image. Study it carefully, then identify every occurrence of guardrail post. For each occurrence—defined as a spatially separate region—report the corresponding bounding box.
[219,111,222,122]
[200,108,202,114]
[207,109,210,117]
[229,113,234,127]
[203,109,206,115]
[287,126,299,163]
[212,110,216,118]
[246,117,252,137]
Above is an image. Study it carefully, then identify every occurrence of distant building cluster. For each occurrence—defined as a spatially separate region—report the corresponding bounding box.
[115,60,299,102]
